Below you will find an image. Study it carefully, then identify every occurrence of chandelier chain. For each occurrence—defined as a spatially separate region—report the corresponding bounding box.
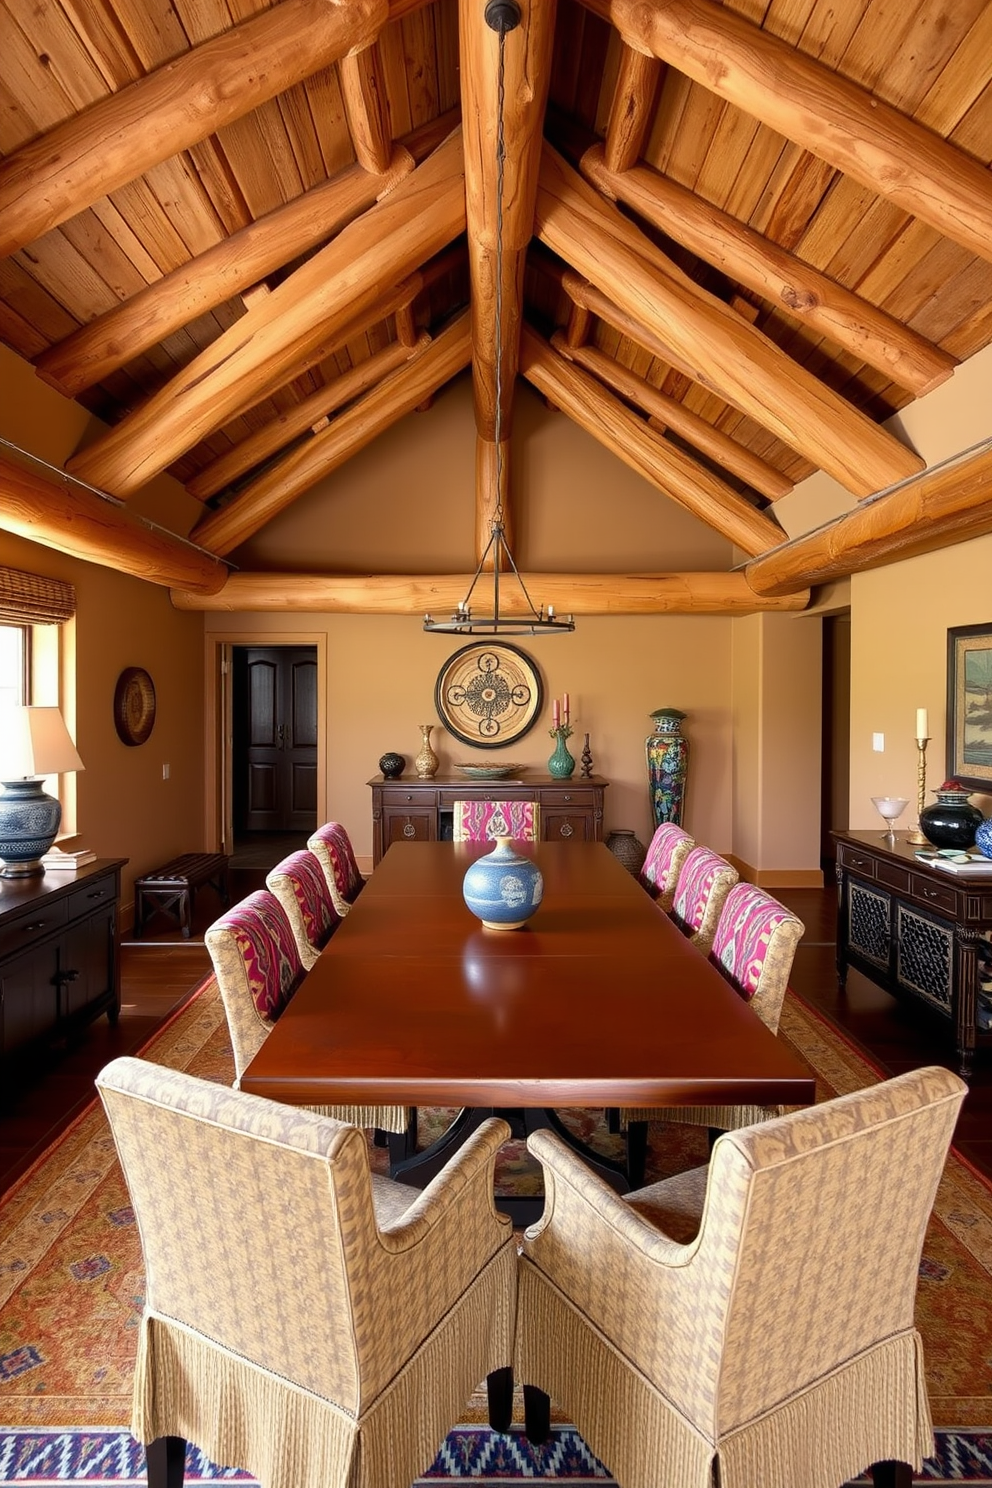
[494,25,507,532]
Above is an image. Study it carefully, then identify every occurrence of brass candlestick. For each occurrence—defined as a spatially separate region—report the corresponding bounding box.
[906,735,930,844]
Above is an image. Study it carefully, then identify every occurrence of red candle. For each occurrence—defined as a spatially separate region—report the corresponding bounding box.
[563,692,570,724]
[553,698,560,726]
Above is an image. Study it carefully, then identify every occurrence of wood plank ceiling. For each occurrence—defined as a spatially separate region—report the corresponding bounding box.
[0,0,990,612]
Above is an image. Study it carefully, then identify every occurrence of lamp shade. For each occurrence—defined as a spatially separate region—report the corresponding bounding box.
[0,706,84,779]
[0,708,84,877]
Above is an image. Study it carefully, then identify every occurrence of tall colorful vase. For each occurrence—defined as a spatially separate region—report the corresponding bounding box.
[646,707,689,830]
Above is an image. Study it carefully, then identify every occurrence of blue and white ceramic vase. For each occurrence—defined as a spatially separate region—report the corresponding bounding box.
[974,815,992,859]
[462,836,544,931]
[646,707,689,829]
[0,778,63,876]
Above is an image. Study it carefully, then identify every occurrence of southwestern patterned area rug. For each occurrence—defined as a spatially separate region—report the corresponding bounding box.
[1,977,990,1484]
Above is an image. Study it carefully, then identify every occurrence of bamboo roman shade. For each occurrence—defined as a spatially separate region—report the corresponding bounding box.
[0,566,76,626]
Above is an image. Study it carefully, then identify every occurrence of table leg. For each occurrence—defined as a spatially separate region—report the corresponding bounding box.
[389,1106,496,1188]
[523,1108,629,1195]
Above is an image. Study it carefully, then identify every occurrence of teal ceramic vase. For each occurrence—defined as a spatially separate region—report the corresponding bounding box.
[547,727,575,778]
[646,707,689,829]
[462,836,544,930]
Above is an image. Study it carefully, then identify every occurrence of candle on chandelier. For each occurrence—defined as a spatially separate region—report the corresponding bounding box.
[916,707,929,739]
[563,692,570,724]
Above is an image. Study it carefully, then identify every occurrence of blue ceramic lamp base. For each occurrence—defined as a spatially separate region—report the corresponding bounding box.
[0,779,63,877]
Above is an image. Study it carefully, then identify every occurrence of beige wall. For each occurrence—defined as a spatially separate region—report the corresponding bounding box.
[0,345,209,912]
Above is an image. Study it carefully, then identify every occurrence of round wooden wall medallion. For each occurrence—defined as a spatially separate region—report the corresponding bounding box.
[114,667,156,746]
[434,642,543,749]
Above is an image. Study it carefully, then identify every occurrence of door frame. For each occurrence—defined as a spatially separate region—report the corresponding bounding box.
[203,631,328,853]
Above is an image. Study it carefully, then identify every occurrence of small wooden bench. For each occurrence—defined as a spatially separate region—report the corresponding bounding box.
[134,852,230,939]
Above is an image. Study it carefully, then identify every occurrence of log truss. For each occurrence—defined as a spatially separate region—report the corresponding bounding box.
[0,0,990,613]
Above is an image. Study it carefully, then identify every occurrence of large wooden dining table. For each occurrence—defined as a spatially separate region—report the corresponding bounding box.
[241,841,815,1221]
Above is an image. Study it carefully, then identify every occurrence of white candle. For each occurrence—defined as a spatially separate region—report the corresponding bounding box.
[916,707,929,739]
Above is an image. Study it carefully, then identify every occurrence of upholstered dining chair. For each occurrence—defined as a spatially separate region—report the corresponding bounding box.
[204,890,414,1154]
[640,822,695,912]
[515,1066,967,1488]
[97,1057,518,1488]
[669,845,739,954]
[622,881,806,1184]
[308,820,365,918]
[266,847,340,970]
[453,799,541,842]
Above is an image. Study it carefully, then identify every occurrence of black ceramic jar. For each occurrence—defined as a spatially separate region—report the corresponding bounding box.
[919,779,983,849]
[378,752,405,779]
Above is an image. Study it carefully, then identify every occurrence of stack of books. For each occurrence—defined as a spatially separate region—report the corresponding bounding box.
[41,847,97,870]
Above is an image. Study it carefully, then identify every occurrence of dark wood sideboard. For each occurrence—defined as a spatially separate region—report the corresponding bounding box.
[369,773,608,867]
[0,858,126,1076]
[832,829,992,1075]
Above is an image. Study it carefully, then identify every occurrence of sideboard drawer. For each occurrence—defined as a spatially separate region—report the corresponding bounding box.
[538,787,596,807]
[876,860,911,893]
[67,875,116,922]
[0,898,68,959]
[838,843,875,878]
[909,873,958,916]
[381,787,435,806]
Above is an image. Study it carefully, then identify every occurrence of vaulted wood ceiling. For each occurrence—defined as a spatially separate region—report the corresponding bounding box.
[1,0,991,613]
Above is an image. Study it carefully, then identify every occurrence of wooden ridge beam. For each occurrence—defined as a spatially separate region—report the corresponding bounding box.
[0,0,388,259]
[0,455,227,593]
[536,145,924,498]
[581,146,956,398]
[551,332,792,500]
[339,42,393,174]
[190,315,471,556]
[475,436,512,566]
[604,45,663,174]
[520,325,785,556]
[170,568,809,613]
[186,294,425,500]
[66,131,467,499]
[460,0,556,447]
[33,111,456,400]
[745,443,992,596]
[604,0,992,268]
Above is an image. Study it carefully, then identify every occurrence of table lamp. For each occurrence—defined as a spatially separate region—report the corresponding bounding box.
[0,706,85,877]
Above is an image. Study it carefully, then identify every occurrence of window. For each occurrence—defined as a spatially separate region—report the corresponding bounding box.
[0,622,27,709]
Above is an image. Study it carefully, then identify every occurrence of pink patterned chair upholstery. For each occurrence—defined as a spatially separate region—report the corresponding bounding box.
[623,882,806,1182]
[308,821,365,918]
[204,891,411,1139]
[669,845,739,955]
[266,849,341,971]
[515,1067,967,1488]
[97,1057,518,1488]
[452,800,541,842]
[640,823,695,912]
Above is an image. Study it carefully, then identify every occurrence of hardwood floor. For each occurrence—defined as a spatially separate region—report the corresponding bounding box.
[1,880,989,1201]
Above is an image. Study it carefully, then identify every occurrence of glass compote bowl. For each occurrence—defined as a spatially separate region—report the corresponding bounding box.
[871,796,909,840]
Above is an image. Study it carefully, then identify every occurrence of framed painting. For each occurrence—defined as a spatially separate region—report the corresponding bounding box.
[946,622,992,791]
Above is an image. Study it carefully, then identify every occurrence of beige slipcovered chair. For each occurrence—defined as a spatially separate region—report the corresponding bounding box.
[97,1057,517,1488]
[308,821,365,918]
[266,847,340,970]
[515,1066,966,1488]
[668,845,739,955]
[204,890,414,1155]
[623,882,806,1183]
[639,822,695,913]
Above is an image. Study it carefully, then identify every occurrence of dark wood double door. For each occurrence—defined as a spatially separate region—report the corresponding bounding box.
[233,646,318,834]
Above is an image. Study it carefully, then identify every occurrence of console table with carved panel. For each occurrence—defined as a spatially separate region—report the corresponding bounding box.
[832,829,992,1076]
[369,774,608,867]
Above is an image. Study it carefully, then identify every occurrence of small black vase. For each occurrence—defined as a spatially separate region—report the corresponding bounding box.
[378,752,405,779]
[919,782,983,849]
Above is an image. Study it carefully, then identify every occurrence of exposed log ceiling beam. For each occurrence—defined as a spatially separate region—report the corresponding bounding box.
[560,267,711,389]
[535,145,924,498]
[581,147,957,399]
[186,327,427,500]
[459,0,556,553]
[520,325,785,556]
[339,42,393,174]
[603,46,662,174]
[170,569,809,614]
[66,132,467,499]
[0,455,227,593]
[601,0,992,268]
[34,112,458,400]
[745,443,992,596]
[190,315,471,556]
[551,333,792,501]
[0,0,389,260]
[475,436,512,565]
